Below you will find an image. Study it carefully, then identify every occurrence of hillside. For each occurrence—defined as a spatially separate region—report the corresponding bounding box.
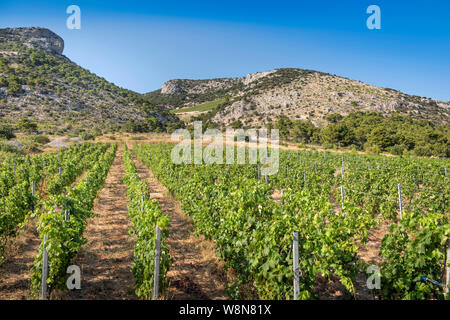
[147,68,450,128]
[0,27,180,135]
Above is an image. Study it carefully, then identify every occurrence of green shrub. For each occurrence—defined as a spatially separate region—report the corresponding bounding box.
[81,132,95,141]
[17,117,38,133]
[0,125,15,140]
[371,145,382,155]
[390,144,407,156]
[414,145,433,157]
[33,135,50,145]
[0,141,23,155]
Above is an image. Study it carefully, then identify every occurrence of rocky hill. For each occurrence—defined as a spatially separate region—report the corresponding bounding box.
[148,68,450,128]
[0,27,179,135]
[0,27,64,55]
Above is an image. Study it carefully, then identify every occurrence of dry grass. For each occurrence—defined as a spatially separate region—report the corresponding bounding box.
[0,218,40,300]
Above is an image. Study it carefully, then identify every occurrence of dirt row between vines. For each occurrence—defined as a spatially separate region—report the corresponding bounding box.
[56,143,136,299]
[0,218,40,299]
[0,141,229,300]
[128,143,229,300]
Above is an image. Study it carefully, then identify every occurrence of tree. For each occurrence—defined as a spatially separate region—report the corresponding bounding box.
[0,124,15,140]
[291,120,318,143]
[320,123,355,147]
[325,113,343,123]
[17,117,38,133]
[274,116,292,140]
[231,120,243,129]
[368,127,395,151]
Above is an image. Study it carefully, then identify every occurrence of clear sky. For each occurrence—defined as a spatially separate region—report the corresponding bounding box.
[1,0,449,101]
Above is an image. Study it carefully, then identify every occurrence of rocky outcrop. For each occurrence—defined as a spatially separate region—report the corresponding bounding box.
[243,70,276,85]
[161,78,242,95]
[160,70,278,95]
[161,80,187,94]
[0,27,64,54]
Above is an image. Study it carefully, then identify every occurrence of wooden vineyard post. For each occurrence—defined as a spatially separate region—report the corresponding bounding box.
[265,172,268,184]
[281,189,285,205]
[59,167,62,179]
[397,184,403,220]
[153,226,162,300]
[86,176,89,184]
[293,232,299,300]
[41,235,49,300]
[64,209,69,221]
[340,186,345,213]
[445,168,447,176]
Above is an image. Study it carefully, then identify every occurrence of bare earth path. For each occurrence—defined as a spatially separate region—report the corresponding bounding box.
[0,219,40,299]
[129,144,228,300]
[58,143,136,299]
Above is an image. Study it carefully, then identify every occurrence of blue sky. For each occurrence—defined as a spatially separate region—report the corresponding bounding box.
[1,0,449,101]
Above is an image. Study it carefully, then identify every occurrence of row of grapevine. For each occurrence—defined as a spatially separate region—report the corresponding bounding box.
[135,142,448,299]
[30,143,118,297]
[122,144,171,299]
[134,143,372,299]
[271,149,449,299]
[0,143,97,199]
[0,143,108,259]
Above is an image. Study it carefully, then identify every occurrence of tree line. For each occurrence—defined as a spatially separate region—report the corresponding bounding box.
[269,112,449,157]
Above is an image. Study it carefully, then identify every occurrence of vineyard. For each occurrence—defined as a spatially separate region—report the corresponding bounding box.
[134,142,449,300]
[0,138,448,300]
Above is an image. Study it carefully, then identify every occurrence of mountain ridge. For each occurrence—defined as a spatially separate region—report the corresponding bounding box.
[148,68,450,127]
[0,27,180,135]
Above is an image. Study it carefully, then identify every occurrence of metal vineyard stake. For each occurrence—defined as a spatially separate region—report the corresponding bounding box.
[397,184,403,220]
[153,226,162,300]
[41,235,49,300]
[293,232,300,300]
